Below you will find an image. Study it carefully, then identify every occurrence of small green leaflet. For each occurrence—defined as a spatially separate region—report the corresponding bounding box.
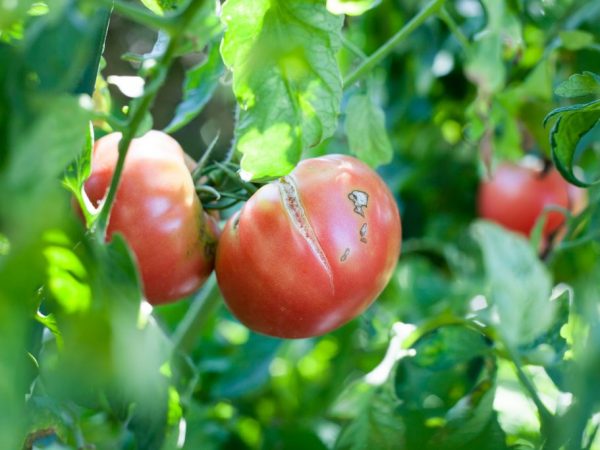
[164,44,224,133]
[545,99,600,187]
[473,221,555,347]
[554,72,600,98]
[327,0,381,16]
[344,94,392,167]
[221,0,343,181]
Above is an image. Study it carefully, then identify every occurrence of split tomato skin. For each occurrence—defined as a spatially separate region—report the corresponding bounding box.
[477,163,572,238]
[84,131,218,305]
[216,155,402,339]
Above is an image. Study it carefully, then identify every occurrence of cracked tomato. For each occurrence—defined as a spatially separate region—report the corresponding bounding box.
[84,131,218,305]
[215,155,402,338]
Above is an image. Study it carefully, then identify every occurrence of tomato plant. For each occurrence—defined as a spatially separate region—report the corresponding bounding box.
[2,0,600,449]
[477,162,576,238]
[215,155,401,338]
[84,130,218,304]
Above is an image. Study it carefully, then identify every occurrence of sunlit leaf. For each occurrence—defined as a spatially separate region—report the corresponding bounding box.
[221,0,343,180]
[327,0,381,16]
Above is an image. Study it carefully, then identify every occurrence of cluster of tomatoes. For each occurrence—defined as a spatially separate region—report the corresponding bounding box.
[83,131,584,339]
[84,131,402,338]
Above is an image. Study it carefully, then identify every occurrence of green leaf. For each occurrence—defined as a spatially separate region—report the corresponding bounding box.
[0,0,32,31]
[4,95,90,192]
[559,30,594,51]
[334,386,404,450]
[545,99,600,187]
[23,3,110,94]
[211,334,281,398]
[221,0,343,181]
[326,0,381,16]
[472,221,555,346]
[464,0,521,95]
[555,72,600,98]
[164,44,224,133]
[44,244,92,314]
[344,94,393,167]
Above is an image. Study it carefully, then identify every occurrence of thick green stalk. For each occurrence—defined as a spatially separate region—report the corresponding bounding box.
[343,0,447,89]
[94,0,208,238]
[171,275,221,354]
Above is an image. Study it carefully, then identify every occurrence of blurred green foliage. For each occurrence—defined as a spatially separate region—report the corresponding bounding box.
[1,0,600,449]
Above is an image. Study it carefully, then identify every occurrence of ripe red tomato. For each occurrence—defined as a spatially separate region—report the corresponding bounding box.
[215,155,402,338]
[477,162,576,238]
[84,131,218,305]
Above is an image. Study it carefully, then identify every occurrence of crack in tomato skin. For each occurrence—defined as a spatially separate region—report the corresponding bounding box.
[277,175,334,293]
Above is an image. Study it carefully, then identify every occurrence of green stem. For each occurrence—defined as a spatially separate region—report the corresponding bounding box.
[340,34,367,61]
[438,6,470,51]
[107,0,175,33]
[94,0,208,238]
[343,0,446,89]
[171,275,221,354]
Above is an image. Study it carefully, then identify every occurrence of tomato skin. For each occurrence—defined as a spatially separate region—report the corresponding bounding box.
[215,155,402,338]
[84,131,218,305]
[477,163,572,238]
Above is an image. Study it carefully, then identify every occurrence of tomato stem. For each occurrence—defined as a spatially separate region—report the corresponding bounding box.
[93,0,209,239]
[343,0,447,89]
[438,6,470,51]
[171,275,221,354]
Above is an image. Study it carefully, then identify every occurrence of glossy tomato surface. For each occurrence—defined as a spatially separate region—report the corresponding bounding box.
[84,131,218,304]
[216,155,402,338]
[477,163,572,238]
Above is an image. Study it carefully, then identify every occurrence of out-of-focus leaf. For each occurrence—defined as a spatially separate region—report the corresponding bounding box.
[559,30,594,51]
[23,4,110,94]
[327,0,381,16]
[0,0,33,31]
[165,44,224,133]
[334,385,404,450]
[210,334,281,398]
[44,243,91,314]
[473,221,555,346]
[3,95,90,192]
[465,0,521,95]
[545,99,600,187]
[344,93,392,167]
[221,0,343,180]
[555,72,600,98]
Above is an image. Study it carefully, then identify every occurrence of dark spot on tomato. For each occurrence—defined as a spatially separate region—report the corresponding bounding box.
[348,190,369,217]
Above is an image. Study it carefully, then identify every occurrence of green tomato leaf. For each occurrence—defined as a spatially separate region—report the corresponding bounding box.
[344,94,393,167]
[473,221,555,346]
[165,44,224,133]
[23,3,110,94]
[559,30,594,51]
[5,95,90,191]
[221,0,343,181]
[545,99,600,187]
[326,0,381,16]
[555,71,600,98]
[465,0,521,95]
[0,0,32,31]
[334,386,404,450]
